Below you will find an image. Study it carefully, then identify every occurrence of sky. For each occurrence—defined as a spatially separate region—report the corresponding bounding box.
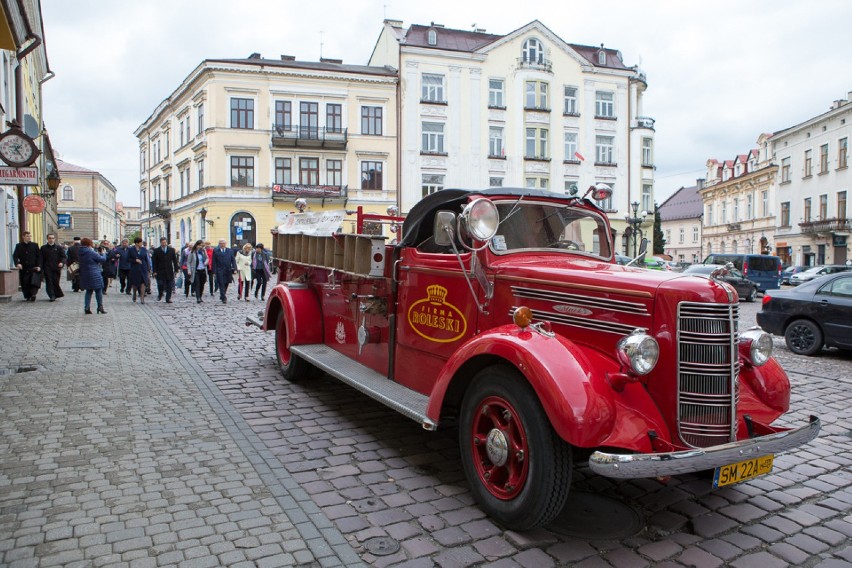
[40,0,852,208]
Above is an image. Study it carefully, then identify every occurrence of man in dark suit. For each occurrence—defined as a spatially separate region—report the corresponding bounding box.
[13,231,42,302]
[212,238,237,303]
[151,237,180,303]
[40,233,66,301]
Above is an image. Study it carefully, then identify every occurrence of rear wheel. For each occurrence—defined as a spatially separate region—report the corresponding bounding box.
[459,365,572,530]
[784,319,823,356]
[745,287,757,302]
[275,311,311,381]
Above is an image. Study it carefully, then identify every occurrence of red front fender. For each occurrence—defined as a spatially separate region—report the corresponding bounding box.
[265,283,323,345]
[426,325,618,447]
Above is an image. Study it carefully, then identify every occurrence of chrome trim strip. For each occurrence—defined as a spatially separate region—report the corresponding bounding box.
[511,286,649,315]
[589,416,820,478]
[496,274,653,298]
[508,307,641,336]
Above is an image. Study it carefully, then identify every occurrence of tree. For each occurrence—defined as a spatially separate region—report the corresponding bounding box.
[126,230,141,242]
[653,205,665,255]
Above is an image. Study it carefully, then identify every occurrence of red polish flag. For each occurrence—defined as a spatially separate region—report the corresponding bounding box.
[574,151,585,162]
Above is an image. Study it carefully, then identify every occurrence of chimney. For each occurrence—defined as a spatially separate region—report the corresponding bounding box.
[280,55,296,61]
[248,52,262,59]
[320,57,343,64]
[430,21,445,28]
[696,178,705,189]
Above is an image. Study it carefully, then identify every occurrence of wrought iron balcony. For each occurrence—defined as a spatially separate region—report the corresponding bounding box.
[272,184,348,199]
[516,57,553,72]
[799,217,851,234]
[271,125,348,149]
[634,116,655,130]
[149,200,171,218]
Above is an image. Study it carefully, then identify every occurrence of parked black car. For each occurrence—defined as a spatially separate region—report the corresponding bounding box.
[781,265,808,285]
[757,272,852,355]
[682,264,759,302]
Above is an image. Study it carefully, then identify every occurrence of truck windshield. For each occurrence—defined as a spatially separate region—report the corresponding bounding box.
[490,201,611,259]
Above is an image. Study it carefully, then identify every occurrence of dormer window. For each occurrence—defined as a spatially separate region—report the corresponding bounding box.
[597,45,607,65]
[522,38,543,64]
[428,29,437,46]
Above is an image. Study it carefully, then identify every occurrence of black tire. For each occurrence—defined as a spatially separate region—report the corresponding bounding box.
[784,319,823,356]
[275,311,311,381]
[459,365,572,530]
[745,287,757,303]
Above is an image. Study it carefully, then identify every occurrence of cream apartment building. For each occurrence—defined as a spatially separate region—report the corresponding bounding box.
[135,55,398,247]
[369,19,655,254]
[659,181,704,264]
[700,134,778,261]
[771,93,851,266]
[54,159,119,243]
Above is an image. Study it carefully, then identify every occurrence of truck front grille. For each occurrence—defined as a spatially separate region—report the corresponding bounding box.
[677,302,739,448]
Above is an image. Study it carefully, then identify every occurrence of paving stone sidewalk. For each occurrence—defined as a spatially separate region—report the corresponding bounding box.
[0,286,362,568]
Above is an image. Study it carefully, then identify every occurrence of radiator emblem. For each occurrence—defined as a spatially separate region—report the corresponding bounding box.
[553,305,593,316]
[407,284,468,343]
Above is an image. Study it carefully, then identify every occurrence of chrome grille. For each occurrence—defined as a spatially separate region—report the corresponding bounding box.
[677,302,739,447]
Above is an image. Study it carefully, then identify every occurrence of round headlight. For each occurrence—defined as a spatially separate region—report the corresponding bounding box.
[461,198,499,241]
[739,328,773,366]
[616,329,659,375]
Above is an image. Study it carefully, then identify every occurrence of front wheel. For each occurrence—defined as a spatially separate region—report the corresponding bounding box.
[459,366,572,530]
[275,311,312,381]
[784,319,823,356]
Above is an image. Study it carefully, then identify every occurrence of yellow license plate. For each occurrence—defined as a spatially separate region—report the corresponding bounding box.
[713,455,774,488]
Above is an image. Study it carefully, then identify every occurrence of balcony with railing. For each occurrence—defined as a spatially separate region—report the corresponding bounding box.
[271,184,348,200]
[271,125,348,149]
[799,217,851,234]
[516,57,553,73]
[634,116,655,130]
[149,200,171,218]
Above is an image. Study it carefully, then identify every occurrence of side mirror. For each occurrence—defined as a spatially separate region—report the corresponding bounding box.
[433,211,456,247]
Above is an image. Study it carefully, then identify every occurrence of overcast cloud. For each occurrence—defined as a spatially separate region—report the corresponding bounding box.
[41,0,852,207]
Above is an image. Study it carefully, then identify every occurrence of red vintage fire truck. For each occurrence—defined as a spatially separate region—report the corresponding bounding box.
[249,187,820,530]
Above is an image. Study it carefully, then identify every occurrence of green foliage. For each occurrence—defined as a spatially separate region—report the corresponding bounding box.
[653,205,665,255]
[126,230,141,242]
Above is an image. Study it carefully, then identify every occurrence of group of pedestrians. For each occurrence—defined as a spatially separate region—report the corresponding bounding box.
[12,233,274,313]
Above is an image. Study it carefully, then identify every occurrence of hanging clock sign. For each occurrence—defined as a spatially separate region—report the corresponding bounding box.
[0,127,40,167]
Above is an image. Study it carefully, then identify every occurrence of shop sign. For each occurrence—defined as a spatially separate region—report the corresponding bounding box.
[833,235,847,247]
[0,166,38,185]
[22,194,45,214]
[58,213,72,228]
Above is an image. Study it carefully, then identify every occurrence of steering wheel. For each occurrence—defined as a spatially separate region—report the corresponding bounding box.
[550,239,581,251]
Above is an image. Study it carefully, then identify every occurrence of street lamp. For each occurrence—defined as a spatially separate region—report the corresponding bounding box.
[624,201,648,257]
[44,169,61,199]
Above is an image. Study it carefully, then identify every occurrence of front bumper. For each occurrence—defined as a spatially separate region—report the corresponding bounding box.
[588,415,820,479]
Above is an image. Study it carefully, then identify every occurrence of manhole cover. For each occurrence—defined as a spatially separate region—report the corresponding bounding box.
[547,492,644,539]
[363,536,400,556]
[56,340,111,349]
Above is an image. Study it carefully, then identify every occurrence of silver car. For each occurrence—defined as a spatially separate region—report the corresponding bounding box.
[789,265,851,285]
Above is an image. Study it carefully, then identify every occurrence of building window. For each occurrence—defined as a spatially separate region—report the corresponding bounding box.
[679,228,684,244]
[838,191,847,219]
[733,198,739,222]
[274,101,292,130]
[489,79,504,108]
[179,167,186,197]
[839,137,848,169]
[197,159,204,191]
[819,194,828,219]
[642,138,653,166]
[747,194,753,219]
[178,119,185,147]
[139,148,146,173]
[422,174,444,197]
[564,131,578,162]
[422,122,445,154]
[300,102,319,139]
[489,126,504,157]
[522,38,543,64]
[274,158,292,185]
[489,177,503,187]
[563,86,578,115]
[693,226,699,243]
[327,159,342,186]
[761,190,768,217]
[230,156,254,187]
[780,202,790,226]
[62,185,73,201]
[525,177,549,190]
[428,29,437,46]
[564,179,579,195]
[642,184,653,213]
[706,204,714,226]
[595,135,614,164]
[163,131,169,157]
[525,128,548,159]
[820,144,829,173]
[721,201,727,224]
[421,74,445,103]
[326,103,342,133]
[230,98,254,129]
[803,197,811,221]
[595,91,614,118]
[361,161,382,190]
[781,157,790,182]
[525,81,548,110]
[197,103,204,135]
[361,106,383,136]
[299,157,319,185]
[185,118,190,142]
[804,149,812,177]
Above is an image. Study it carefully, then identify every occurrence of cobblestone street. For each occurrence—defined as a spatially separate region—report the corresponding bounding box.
[1,285,851,567]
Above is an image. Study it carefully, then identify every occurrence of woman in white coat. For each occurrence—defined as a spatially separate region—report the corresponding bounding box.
[235,243,253,301]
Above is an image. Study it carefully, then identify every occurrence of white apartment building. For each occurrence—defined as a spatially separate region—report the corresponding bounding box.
[54,159,119,243]
[136,55,398,247]
[700,134,778,261]
[771,93,851,266]
[369,20,655,254]
[659,181,704,264]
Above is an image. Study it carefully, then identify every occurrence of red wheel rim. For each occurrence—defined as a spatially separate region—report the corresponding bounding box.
[469,395,529,500]
[276,320,291,365]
